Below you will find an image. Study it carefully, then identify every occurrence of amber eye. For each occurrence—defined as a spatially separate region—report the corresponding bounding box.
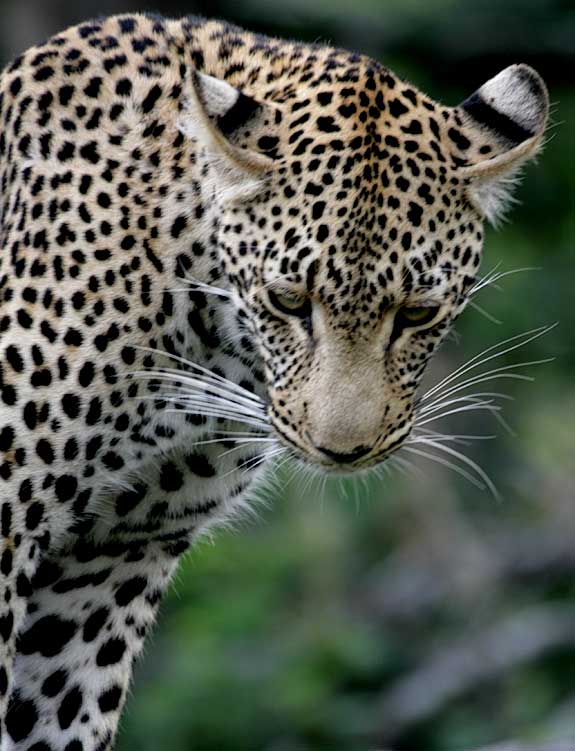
[391,305,441,343]
[268,289,311,319]
[399,306,440,326]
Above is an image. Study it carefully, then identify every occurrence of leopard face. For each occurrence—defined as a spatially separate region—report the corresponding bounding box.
[192,60,548,470]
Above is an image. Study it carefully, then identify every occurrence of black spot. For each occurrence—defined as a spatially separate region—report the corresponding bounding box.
[36,438,54,465]
[0,426,14,452]
[42,669,68,698]
[159,462,184,492]
[59,84,75,105]
[84,76,102,98]
[1,385,16,406]
[58,686,82,730]
[304,182,323,197]
[78,362,95,388]
[141,84,162,113]
[55,474,78,503]
[1,503,12,537]
[5,345,23,372]
[10,77,22,95]
[97,192,111,209]
[6,693,38,742]
[119,17,136,33]
[115,483,147,516]
[116,78,133,96]
[185,453,216,478]
[0,611,14,641]
[79,141,100,164]
[1,549,13,575]
[18,615,77,657]
[82,607,110,642]
[170,215,188,239]
[25,502,44,530]
[121,346,136,365]
[389,98,409,118]
[407,201,423,227]
[57,141,75,161]
[115,576,147,607]
[96,637,127,667]
[448,127,471,150]
[102,452,124,471]
[98,685,123,713]
[257,135,279,151]
[34,65,55,81]
[316,116,339,133]
[62,393,81,419]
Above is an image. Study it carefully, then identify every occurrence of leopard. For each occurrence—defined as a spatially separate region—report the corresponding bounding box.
[0,11,548,750]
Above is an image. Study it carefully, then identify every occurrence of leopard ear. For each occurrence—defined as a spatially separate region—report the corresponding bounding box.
[458,64,549,225]
[184,71,281,177]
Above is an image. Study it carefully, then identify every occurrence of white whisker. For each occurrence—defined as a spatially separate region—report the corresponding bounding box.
[470,265,540,296]
[404,437,499,498]
[421,325,555,404]
[131,346,265,405]
[415,401,501,427]
[467,299,502,325]
[401,445,488,493]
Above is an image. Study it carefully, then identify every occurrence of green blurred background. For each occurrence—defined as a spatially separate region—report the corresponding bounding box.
[1,1,573,749]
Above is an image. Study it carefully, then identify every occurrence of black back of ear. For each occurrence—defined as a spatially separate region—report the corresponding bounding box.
[461,64,548,149]
[458,64,549,225]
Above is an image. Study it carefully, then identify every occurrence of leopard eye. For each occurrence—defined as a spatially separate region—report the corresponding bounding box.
[391,305,441,343]
[268,289,311,319]
[399,305,440,326]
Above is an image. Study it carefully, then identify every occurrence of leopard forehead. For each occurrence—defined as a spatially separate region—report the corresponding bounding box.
[213,49,486,312]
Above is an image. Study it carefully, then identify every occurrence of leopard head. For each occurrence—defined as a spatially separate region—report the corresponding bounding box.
[186,59,548,470]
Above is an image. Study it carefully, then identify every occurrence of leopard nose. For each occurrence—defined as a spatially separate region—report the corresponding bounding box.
[314,444,372,464]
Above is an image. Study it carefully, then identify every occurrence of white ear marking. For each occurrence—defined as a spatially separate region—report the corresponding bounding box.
[459,64,548,225]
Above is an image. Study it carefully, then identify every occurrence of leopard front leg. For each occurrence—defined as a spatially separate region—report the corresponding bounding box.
[4,432,264,749]
[0,497,48,748]
[6,538,181,750]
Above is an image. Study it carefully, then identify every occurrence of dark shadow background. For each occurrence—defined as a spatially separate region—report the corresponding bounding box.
[1,1,573,749]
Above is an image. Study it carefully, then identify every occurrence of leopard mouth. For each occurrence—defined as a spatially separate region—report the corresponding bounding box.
[268,417,411,474]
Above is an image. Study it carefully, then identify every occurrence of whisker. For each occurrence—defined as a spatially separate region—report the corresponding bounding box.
[423,361,550,408]
[401,445,489,493]
[131,346,265,405]
[133,394,268,426]
[419,392,512,416]
[132,377,266,415]
[411,429,496,444]
[130,366,264,408]
[405,438,499,498]
[470,265,540,296]
[138,386,267,421]
[169,275,233,299]
[421,325,555,403]
[467,299,502,325]
[415,401,501,427]
[217,438,280,458]
[167,408,269,432]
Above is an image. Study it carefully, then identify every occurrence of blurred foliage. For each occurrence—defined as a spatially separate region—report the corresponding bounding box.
[1,0,573,749]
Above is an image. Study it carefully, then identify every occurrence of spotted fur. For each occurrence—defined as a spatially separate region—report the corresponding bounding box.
[0,13,548,749]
